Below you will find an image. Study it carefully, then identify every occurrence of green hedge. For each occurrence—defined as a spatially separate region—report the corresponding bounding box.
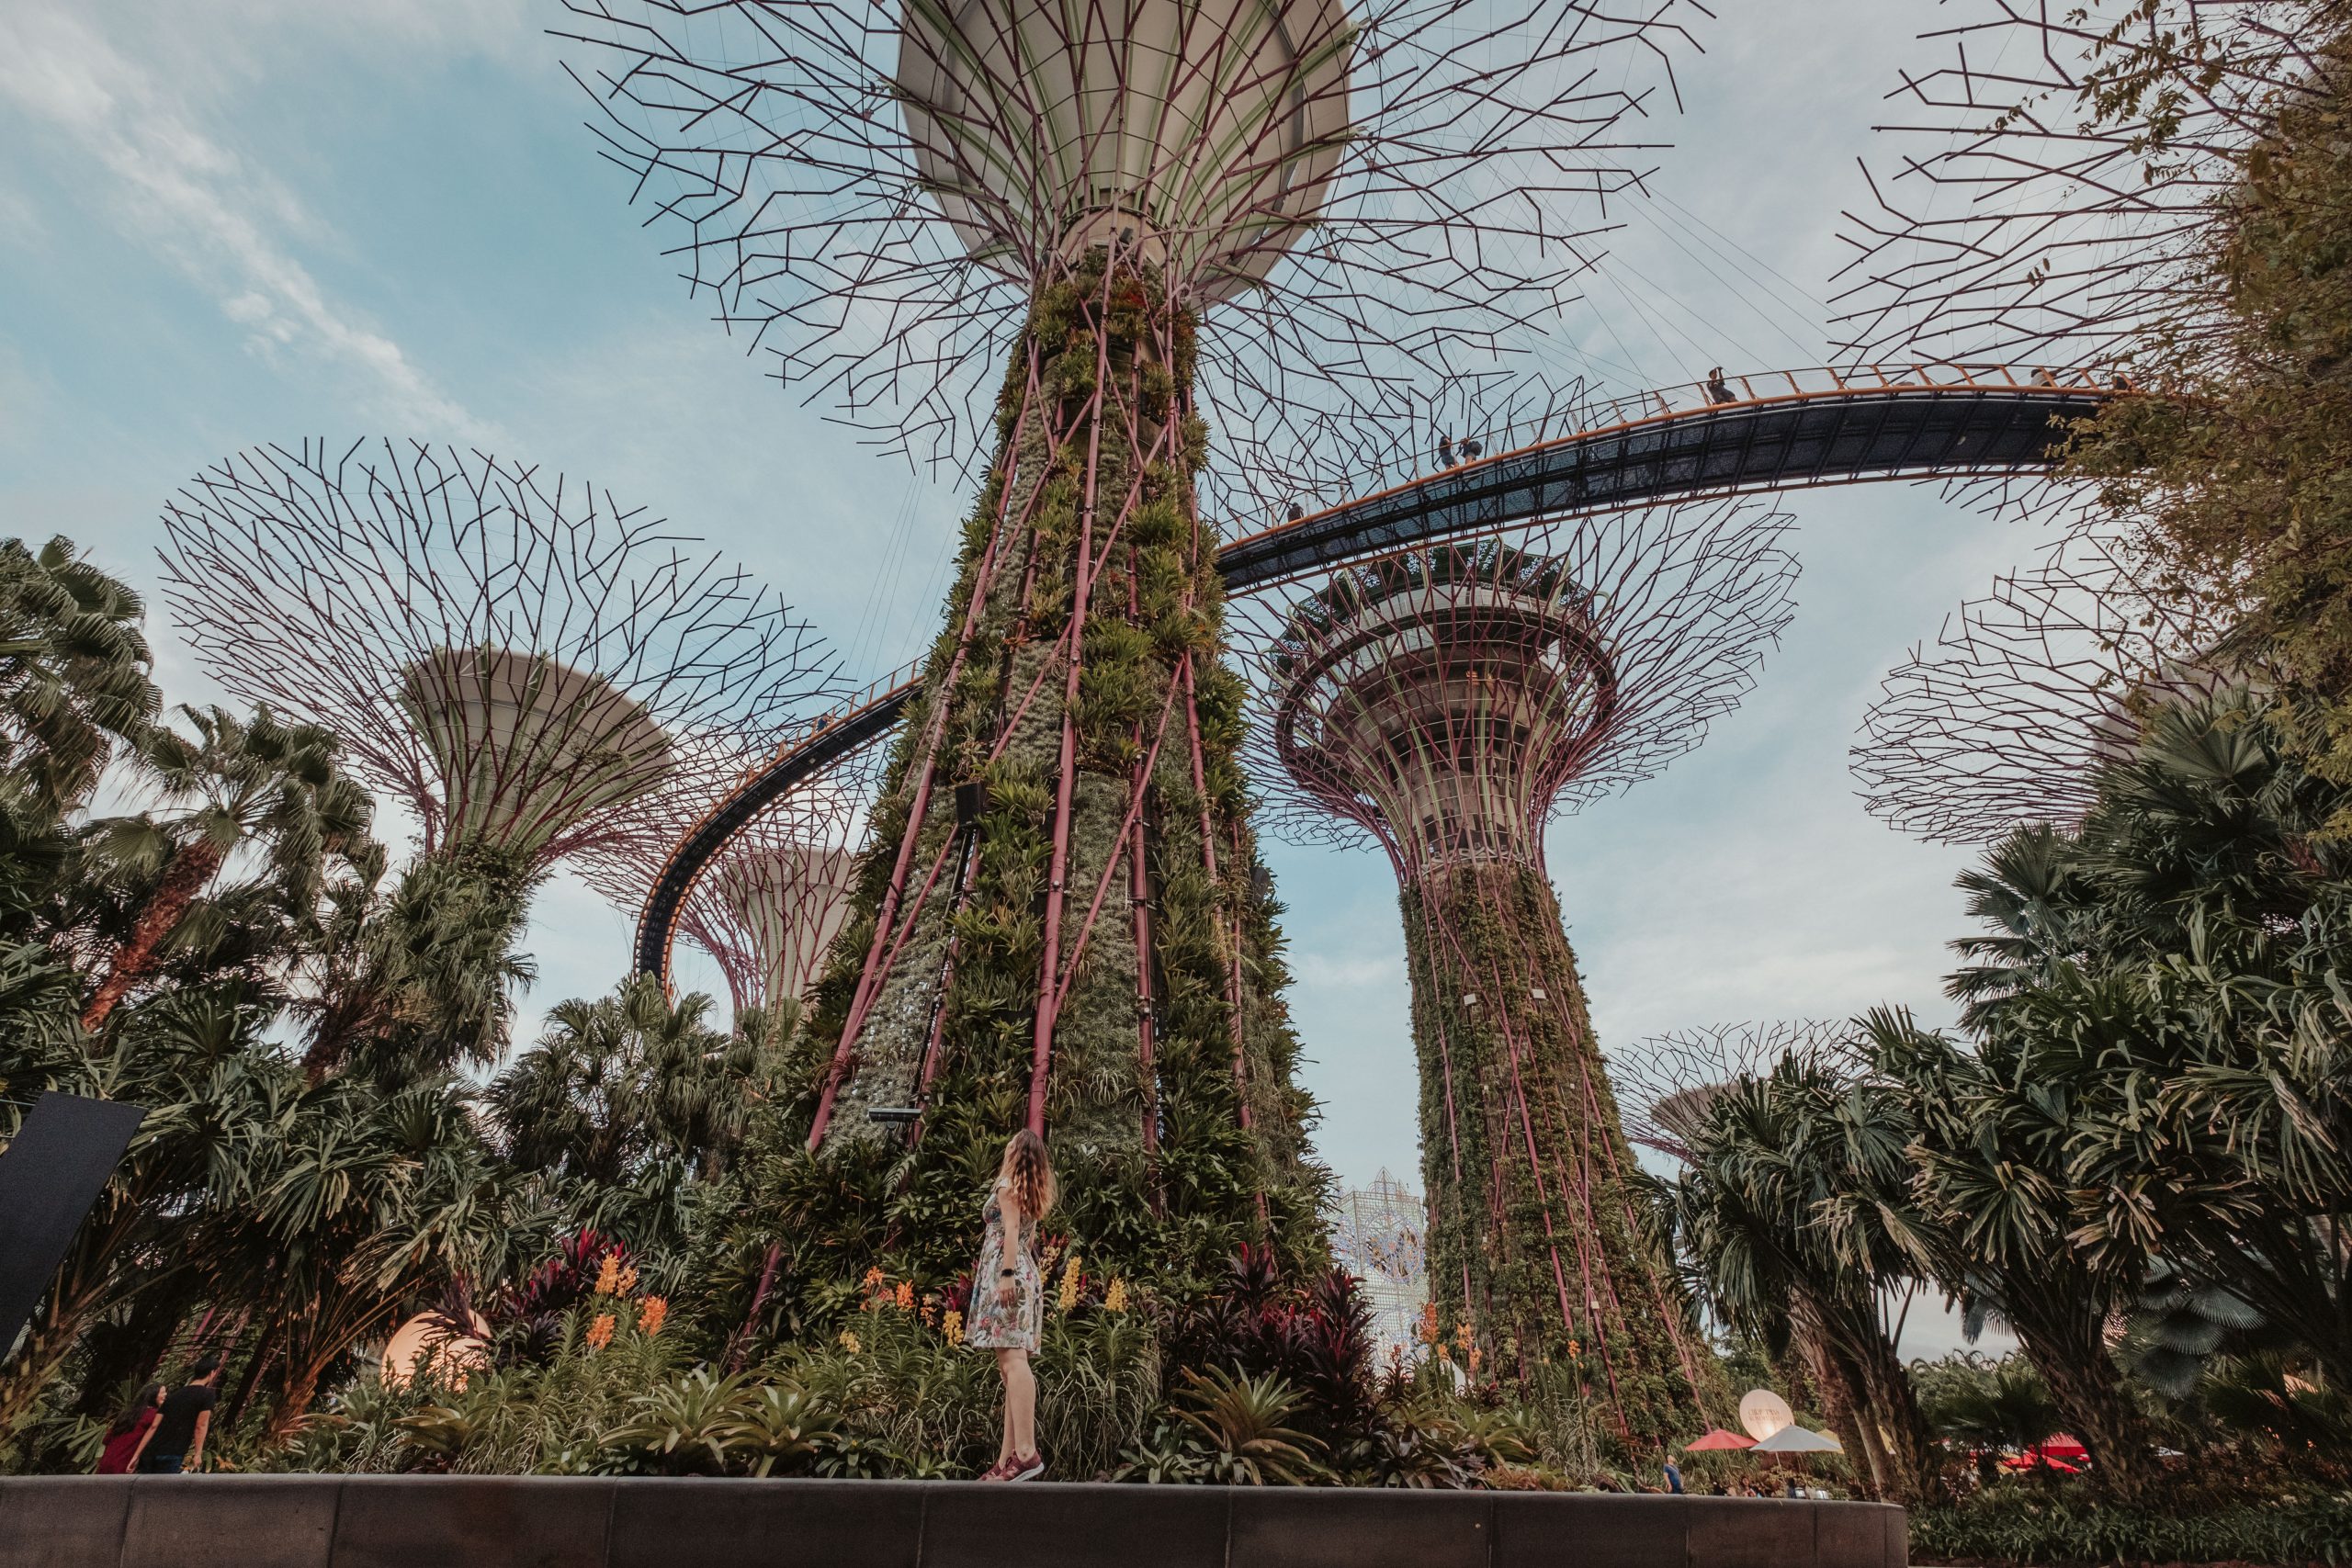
[1911,1494,2352,1565]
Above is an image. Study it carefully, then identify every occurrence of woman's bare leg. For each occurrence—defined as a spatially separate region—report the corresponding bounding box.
[1002,1348,1036,1459]
[994,1348,1020,1465]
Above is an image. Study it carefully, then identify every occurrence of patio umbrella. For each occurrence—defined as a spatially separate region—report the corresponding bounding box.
[1684,1429,1758,1452]
[2038,1435,2088,1460]
[1751,1425,1843,1454]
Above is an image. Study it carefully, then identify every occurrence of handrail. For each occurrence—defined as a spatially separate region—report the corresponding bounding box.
[1223,360,2117,563]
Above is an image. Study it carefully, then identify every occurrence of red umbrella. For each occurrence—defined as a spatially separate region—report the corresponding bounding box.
[2039,1435,2088,1460]
[1684,1428,1758,1451]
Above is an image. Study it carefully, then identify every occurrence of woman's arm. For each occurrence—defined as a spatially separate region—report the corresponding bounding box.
[993,1194,1023,1303]
[125,1412,158,1471]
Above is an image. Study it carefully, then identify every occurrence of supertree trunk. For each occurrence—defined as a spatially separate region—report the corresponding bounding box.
[780,250,1326,1299]
[1400,860,1717,1453]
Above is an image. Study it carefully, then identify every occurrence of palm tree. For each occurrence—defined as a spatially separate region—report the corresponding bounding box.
[0,536,158,816]
[1865,1005,2165,1503]
[1668,1055,1948,1505]
[80,705,372,1030]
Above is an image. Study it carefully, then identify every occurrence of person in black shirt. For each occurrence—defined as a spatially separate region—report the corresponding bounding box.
[138,1353,221,1473]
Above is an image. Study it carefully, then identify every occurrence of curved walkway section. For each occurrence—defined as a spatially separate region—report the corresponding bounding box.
[0,1475,1907,1568]
[1220,364,2109,591]
[634,364,2114,982]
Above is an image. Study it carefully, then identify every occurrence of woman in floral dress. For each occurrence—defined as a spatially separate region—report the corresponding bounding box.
[968,1128,1054,1480]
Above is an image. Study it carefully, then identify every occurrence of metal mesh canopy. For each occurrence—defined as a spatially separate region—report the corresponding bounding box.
[160,439,842,872]
[1232,497,1798,874]
[899,0,1351,300]
[1850,530,2238,845]
[1834,0,2333,367]
[557,0,1699,507]
[1608,1020,1846,1164]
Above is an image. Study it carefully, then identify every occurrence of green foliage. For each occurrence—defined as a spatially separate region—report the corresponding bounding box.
[1910,1490,2352,1566]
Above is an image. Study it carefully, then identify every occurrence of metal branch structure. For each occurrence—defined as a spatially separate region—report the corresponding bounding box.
[557,0,1702,516]
[1609,1020,1847,1165]
[553,0,1728,1303]
[581,738,871,1021]
[158,439,841,1009]
[1834,0,2333,368]
[1224,499,1795,1441]
[1327,1170,1431,1361]
[1851,530,2238,843]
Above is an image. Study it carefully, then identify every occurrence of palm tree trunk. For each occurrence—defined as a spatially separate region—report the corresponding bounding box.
[2008,1304,2161,1505]
[82,840,226,1030]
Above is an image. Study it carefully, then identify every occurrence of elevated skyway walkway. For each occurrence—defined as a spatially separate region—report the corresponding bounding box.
[634,364,2115,982]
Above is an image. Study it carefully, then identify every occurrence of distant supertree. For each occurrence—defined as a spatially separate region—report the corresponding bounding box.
[1228,500,1795,1442]
[1834,0,2332,369]
[1609,1021,1846,1164]
[1850,531,2237,844]
[556,0,1712,1295]
[582,738,873,1023]
[160,438,840,1067]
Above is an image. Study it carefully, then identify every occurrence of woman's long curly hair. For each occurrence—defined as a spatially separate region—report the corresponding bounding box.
[995,1129,1056,1220]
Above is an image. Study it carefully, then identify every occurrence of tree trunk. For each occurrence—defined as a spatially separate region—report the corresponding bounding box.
[82,840,226,1030]
[1812,1290,1946,1506]
[2009,1303,2162,1505]
[1789,1300,1885,1498]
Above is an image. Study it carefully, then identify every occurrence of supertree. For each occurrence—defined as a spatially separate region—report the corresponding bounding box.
[581,739,872,1023]
[1850,530,2239,843]
[557,0,1708,1293]
[1227,500,1796,1443]
[159,438,840,1070]
[1832,0,2335,370]
[1608,1020,1846,1165]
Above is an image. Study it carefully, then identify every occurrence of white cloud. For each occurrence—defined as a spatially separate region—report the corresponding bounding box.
[0,2,492,440]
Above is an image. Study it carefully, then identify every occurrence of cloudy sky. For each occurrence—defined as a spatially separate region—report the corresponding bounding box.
[0,0,2046,1353]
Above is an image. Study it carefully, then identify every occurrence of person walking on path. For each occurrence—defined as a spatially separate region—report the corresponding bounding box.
[96,1383,164,1474]
[967,1129,1054,1482]
[137,1353,221,1473]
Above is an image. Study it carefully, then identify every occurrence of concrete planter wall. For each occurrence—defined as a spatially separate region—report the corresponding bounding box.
[0,1476,1905,1568]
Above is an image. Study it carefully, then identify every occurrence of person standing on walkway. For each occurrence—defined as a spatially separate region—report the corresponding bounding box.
[96,1383,164,1474]
[967,1129,1054,1482]
[137,1354,221,1473]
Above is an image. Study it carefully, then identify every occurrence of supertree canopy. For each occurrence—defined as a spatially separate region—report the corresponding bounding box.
[1608,1020,1846,1165]
[558,0,1708,1309]
[560,0,1698,509]
[1850,530,2238,844]
[1833,0,2333,369]
[1229,501,1795,1446]
[159,438,840,1068]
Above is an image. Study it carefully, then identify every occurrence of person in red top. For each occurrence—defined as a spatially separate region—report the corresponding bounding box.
[96,1383,164,1475]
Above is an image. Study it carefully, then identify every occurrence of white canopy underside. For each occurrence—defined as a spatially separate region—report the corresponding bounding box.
[898,0,1352,299]
[400,648,673,853]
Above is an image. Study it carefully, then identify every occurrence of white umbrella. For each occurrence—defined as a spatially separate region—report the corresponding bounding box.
[1750,1425,1843,1454]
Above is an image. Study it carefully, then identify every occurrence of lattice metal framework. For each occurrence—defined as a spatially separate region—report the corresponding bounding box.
[1610,1020,1847,1164]
[1835,0,2332,368]
[1851,530,2237,844]
[1236,500,1801,871]
[557,0,1702,514]
[158,439,840,878]
[1327,1169,1431,1359]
